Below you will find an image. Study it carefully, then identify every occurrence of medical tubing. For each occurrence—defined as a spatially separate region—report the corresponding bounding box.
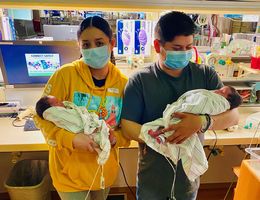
[85,165,101,200]
[163,146,180,200]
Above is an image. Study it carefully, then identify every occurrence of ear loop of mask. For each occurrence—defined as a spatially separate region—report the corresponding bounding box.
[160,45,168,63]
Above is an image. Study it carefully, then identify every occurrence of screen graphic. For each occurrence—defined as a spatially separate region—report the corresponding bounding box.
[25,53,60,76]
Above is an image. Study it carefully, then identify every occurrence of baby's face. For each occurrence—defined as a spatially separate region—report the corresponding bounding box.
[213,86,231,98]
[47,96,64,107]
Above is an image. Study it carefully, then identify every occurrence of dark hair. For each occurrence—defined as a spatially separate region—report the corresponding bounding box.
[77,16,115,65]
[36,96,52,119]
[155,11,196,44]
[226,86,243,110]
[77,16,112,40]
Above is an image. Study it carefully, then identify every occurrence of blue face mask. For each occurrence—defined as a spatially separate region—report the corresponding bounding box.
[164,49,193,70]
[82,45,110,69]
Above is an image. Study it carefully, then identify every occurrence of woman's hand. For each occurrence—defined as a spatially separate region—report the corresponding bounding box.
[106,123,117,146]
[162,112,202,144]
[108,129,117,147]
[72,133,99,152]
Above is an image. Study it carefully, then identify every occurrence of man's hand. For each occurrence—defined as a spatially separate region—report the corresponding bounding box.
[162,112,202,144]
[72,133,99,152]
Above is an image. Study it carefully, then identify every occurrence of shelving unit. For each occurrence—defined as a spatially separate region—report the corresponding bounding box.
[240,103,260,107]
[233,85,253,90]
[238,63,260,75]
[222,77,260,82]
[222,62,260,107]
[221,62,260,82]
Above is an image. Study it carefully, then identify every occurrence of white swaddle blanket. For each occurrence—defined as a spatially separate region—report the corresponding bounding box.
[43,101,110,166]
[140,89,230,181]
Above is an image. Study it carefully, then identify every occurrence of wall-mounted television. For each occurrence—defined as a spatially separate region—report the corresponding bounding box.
[13,19,37,39]
[43,25,79,41]
[0,41,80,88]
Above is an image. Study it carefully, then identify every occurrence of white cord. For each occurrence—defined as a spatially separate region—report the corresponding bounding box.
[163,146,180,200]
[100,165,105,189]
[85,165,101,200]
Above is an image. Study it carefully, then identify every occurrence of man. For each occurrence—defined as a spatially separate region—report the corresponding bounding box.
[121,11,239,200]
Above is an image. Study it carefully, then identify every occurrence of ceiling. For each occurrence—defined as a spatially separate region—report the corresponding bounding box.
[202,0,259,1]
[0,0,260,14]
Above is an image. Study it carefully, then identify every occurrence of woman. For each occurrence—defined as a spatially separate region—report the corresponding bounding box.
[34,16,129,200]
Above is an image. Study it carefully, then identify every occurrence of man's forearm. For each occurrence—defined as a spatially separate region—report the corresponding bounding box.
[121,119,143,142]
[211,108,239,130]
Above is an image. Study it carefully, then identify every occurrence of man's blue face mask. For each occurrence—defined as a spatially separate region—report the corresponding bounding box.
[164,49,193,70]
[82,45,110,69]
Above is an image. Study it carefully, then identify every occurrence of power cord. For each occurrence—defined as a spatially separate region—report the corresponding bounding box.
[119,162,136,200]
[223,174,236,200]
[12,117,26,127]
[207,130,218,161]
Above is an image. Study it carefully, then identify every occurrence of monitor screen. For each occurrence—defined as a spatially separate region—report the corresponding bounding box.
[43,25,79,41]
[14,19,37,39]
[0,41,80,87]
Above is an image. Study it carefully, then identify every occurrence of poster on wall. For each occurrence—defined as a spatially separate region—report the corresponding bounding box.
[25,53,60,76]
[134,20,152,56]
[117,19,152,56]
[117,19,135,56]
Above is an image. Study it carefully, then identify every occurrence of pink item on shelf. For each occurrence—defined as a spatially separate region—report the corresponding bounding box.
[122,30,131,46]
[138,29,147,46]
[251,56,260,70]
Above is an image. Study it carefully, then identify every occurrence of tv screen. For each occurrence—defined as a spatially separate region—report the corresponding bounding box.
[14,19,37,39]
[0,41,80,87]
[25,53,60,76]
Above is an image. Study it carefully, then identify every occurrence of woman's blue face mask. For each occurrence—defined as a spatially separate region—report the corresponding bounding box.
[163,49,193,70]
[82,45,110,69]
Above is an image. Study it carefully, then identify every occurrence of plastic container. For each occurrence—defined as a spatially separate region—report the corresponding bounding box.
[245,147,260,160]
[251,56,260,70]
[251,45,260,70]
[4,159,51,200]
[244,111,260,130]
